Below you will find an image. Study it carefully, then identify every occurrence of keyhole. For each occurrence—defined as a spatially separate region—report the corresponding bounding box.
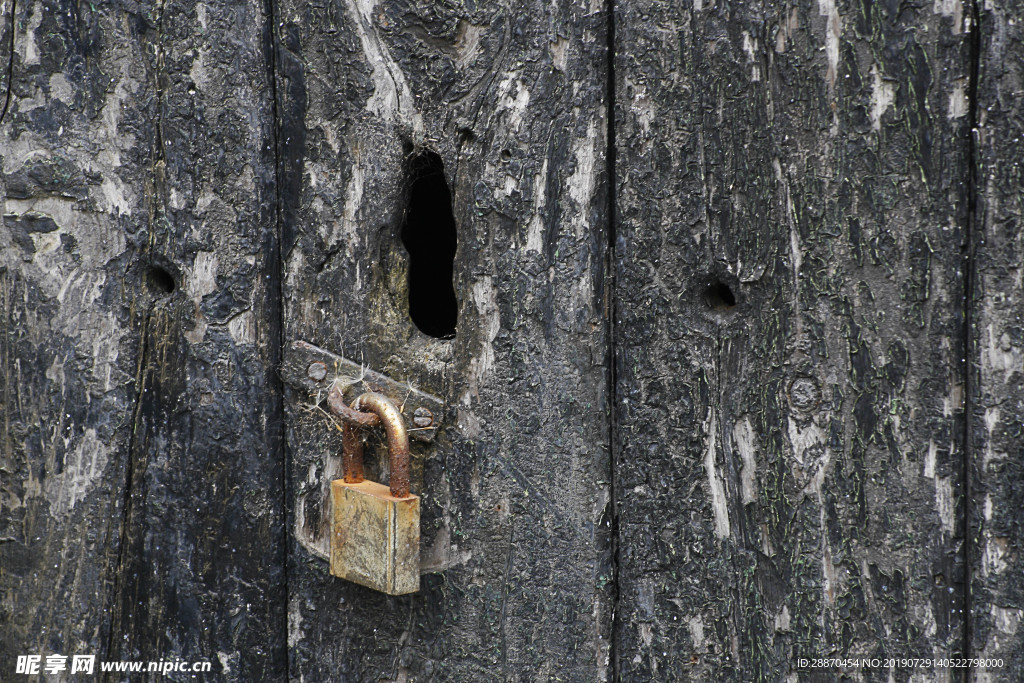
[401,151,458,339]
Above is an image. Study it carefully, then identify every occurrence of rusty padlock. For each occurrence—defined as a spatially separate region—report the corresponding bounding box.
[330,392,420,595]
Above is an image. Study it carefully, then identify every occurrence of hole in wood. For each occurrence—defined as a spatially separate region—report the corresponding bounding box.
[401,151,458,339]
[704,279,736,309]
[147,266,176,294]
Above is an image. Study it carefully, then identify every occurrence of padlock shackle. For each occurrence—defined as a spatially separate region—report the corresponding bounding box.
[328,384,380,428]
[346,392,411,498]
[341,422,365,485]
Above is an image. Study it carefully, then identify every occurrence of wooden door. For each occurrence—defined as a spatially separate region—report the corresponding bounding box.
[2,0,1022,681]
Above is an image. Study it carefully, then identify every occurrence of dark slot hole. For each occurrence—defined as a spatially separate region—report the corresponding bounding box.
[147,266,176,294]
[705,279,736,309]
[401,151,458,339]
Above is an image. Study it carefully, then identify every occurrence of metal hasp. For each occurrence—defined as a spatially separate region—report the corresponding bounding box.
[282,340,444,442]
[330,393,420,595]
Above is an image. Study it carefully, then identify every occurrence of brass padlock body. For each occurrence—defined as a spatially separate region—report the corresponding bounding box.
[331,479,419,595]
[329,392,420,595]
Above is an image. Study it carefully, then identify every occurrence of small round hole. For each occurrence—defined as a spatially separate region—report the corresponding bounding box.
[147,266,176,294]
[705,280,736,309]
[500,149,512,162]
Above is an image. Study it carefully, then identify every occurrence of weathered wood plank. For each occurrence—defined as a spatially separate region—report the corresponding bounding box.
[613,1,971,679]
[971,0,1024,677]
[1,0,287,677]
[276,0,612,679]
[103,0,287,677]
[0,0,155,666]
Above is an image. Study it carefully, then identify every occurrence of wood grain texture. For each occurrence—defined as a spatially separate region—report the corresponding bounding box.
[104,0,287,675]
[613,1,971,679]
[275,0,612,679]
[1,0,146,663]
[0,0,287,678]
[3,0,1021,680]
[971,0,1024,677]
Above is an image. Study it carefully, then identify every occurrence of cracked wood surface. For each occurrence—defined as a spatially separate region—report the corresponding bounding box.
[613,1,973,680]
[1,0,1022,681]
[274,0,612,679]
[0,0,287,678]
[971,0,1024,677]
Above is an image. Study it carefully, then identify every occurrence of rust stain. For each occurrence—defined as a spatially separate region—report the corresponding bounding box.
[326,384,380,427]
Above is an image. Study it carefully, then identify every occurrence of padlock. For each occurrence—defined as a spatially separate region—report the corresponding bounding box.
[330,392,420,595]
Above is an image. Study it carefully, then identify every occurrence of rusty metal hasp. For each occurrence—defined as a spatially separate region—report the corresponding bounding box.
[283,341,440,593]
[282,340,443,442]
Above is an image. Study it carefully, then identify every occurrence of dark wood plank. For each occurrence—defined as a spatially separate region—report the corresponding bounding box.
[275,0,612,679]
[104,0,287,676]
[971,0,1024,676]
[613,1,971,678]
[0,0,158,664]
[0,0,287,677]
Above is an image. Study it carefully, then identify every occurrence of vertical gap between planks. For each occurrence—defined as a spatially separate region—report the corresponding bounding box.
[604,0,620,678]
[0,0,15,126]
[261,0,290,672]
[962,0,982,661]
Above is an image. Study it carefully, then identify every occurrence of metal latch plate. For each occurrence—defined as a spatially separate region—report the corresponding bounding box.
[282,340,443,442]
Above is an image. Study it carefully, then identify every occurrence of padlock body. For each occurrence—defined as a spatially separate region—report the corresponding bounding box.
[330,479,420,595]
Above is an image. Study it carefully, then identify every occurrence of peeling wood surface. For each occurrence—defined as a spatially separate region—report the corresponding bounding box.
[613,1,972,679]
[0,0,155,667]
[0,0,1022,681]
[274,0,611,680]
[0,0,139,662]
[0,0,287,679]
[972,0,1024,677]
